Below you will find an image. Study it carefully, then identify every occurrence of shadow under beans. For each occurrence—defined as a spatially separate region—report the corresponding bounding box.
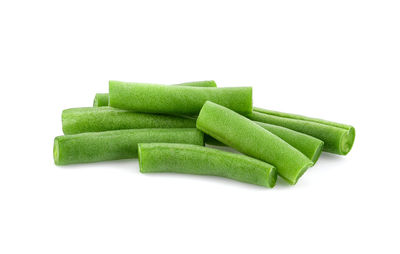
[273,177,294,189]
[56,154,342,189]
[317,152,345,162]
[141,171,275,190]
[56,158,140,174]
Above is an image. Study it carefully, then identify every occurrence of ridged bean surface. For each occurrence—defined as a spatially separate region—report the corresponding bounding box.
[93,93,109,107]
[204,121,324,163]
[109,81,252,115]
[62,107,196,135]
[249,107,355,155]
[54,128,204,165]
[138,143,277,188]
[197,101,313,185]
[93,80,217,107]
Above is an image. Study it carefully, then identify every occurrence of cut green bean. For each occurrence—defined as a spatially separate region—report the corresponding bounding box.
[93,80,217,107]
[138,143,277,188]
[249,107,355,155]
[93,93,109,107]
[254,107,353,130]
[109,81,252,115]
[205,122,324,163]
[197,101,313,185]
[54,128,204,165]
[255,122,324,163]
[62,107,196,135]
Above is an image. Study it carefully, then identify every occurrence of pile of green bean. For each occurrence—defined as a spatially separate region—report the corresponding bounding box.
[54,80,355,187]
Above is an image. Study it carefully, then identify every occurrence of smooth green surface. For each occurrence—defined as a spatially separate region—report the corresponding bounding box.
[138,143,277,188]
[93,80,217,107]
[62,107,196,135]
[249,107,355,155]
[93,93,109,107]
[109,81,252,115]
[54,128,204,165]
[205,121,324,163]
[197,101,313,185]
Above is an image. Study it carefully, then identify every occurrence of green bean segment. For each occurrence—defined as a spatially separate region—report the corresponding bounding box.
[205,121,324,163]
[197,101,313,185]
[138,143,277,188]
[62,107,196,135]
[93,80,217,107]
[249,107,355,155]
[54,128,204,165]
[109,81,252,115]
[255,122,324,163]
[93,93,109,107]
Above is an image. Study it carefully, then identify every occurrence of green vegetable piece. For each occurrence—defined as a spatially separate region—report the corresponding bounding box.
[93,93,109,107]
[138,143,277,188]
[196,101,313,185]
[62,107,196,135]
[109,81,252,115]
[206,122,324,163]
[54,128,204,165]
[255,122,324,163]
[93,80,217,107]
[249,107,355,155]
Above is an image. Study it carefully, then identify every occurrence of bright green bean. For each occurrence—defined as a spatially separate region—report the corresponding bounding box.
[54,128,204,165]
[206,121,324,163]
[62,107,196,135]
[255,122,324,163]
[197,101,313,185]
[93,93,109,107]
[249,107,355,155]
[93,80,217,107]
[254,107,353,129]
[109,81,252,115]
[138,143,277,188]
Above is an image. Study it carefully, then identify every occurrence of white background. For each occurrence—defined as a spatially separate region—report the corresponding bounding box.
[1,0,399,253]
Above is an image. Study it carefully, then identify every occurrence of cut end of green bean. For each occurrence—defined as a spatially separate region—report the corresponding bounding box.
[251,107,356,155]
[311,141,324,163]
[340,126,355,155]
[197,101,313,185]
[279,161,314,185]
[268,167,278,188]
[53,138,60,165]
[93,93,109,107]
[208,80,216,87]
[293,161,313,185]
[138,143,143,171]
